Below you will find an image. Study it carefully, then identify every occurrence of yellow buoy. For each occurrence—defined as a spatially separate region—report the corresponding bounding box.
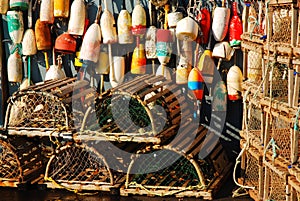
[54,0,69,18]
[0,0,8,14]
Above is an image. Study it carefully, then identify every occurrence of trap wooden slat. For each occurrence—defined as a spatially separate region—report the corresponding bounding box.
[54,80,90,97]
[28,77,72,92]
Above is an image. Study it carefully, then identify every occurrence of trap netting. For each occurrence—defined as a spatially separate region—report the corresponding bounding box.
[270,5,292,44]
[45,144,115,190]
[266,61,289,103]
[265,166,287,201]
[94,74,191,141]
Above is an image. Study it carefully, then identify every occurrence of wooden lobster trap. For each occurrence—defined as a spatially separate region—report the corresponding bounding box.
[265,1,298,56]
[44,142,126,192]
[263,149,290,201]
[76,74,194,144]
[239,139,264,201]
[121,122,231,200]
[0,136,46,187]
[4,78,95,139]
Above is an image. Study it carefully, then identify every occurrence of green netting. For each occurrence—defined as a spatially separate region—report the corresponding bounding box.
[128,149,215,188]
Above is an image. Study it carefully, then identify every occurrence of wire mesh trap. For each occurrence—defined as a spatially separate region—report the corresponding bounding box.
[122,124,231,200]
[79,74,193,144]
[0,137,45,187]
[4,78,95,138]
[44,143,124,192]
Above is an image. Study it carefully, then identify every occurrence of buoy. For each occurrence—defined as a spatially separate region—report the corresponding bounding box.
[0,0,9,14]
[110,56,125,88]
[196,8,211,44]
[7,50,22,83]
[212,81,227,112]
[156,29,172,66]
[212,41,233,70]
[45,55,66,80]
[131,1,147,74]
[100,1,117,44]
[80,6,102,63]
[96,52,109,74]
[247,5,257,34]
[145,26,157,60]
[168,12,183,29]
[7,10,24,44]
[132,2,147,36]
[35,18,51,70]
[131,43,146,74]
[211,0,230,41]
[176,56,191,84]
[188,68,204,100]
[68,0,85,36]
[227,65,243,101]
[117,0,133,44]
[198,49,214,84]
[55,32,76,54]
[22,0,36,87]
[229,2,243,46]
[40,0,54,24]
[176,16,198,41]
[9,0,28,11]
[54,0,69,18]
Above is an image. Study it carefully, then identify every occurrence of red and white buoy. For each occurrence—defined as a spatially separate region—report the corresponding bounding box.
[227,65,243,101]
[229,2,243,46]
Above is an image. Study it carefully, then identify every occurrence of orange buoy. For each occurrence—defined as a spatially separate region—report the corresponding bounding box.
[55,32,76,54]
[131,43,146,74]
[40,0,54,24]
[188,68,204,100]
[54,0,69,18]
[227,65,243,101]
[68,0,85,36]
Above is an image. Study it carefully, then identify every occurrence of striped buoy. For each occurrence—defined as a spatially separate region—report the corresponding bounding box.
[132,3,147,36]
[68,0,85,36]
[131,44,146,74]
[188,68,204,100]
[7,10,24,44]
[156,29,172,65]
[227,65,243,101]
[9,0,28,11]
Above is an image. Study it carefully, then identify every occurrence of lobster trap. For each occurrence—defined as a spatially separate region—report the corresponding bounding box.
[0,137,45,187]
[287,175,300,201]
[263,151,289,201]
[44,142,125,192]
[77,74,193,144]
[4,78,95,139]
[265,2,298,55]
[121,123,231,200]
[239,140,264,201]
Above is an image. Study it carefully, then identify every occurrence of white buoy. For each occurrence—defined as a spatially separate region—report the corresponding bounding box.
[40,0,54,24]
[8,51,22,83]
[227,65,243,101]
[212,0,230,41]
[68,0,85,36]
[117,0,133,44]
[110,56,125,88]
[176,16,198,41]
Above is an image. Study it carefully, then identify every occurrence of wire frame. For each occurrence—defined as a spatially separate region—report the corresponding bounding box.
[5,91,70,130]
[247,50,262,83]
[45,144,114,188]
[0,140,22,181]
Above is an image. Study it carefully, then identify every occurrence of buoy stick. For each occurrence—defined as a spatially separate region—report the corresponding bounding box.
[100,74,104,93]
[44,51,49,70]
[152,60,155,75]
[28,56,31,85]
[108,43,115,84]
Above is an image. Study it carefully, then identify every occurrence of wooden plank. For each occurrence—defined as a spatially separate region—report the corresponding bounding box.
[54,80,90,97]
[113,74,153,91]
[29,77,70,91]
[137,80,172,98]
[40,78,77,92]
[63,88,95,103]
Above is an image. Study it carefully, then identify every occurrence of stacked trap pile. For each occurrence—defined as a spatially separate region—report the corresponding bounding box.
[239,0,300,200]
